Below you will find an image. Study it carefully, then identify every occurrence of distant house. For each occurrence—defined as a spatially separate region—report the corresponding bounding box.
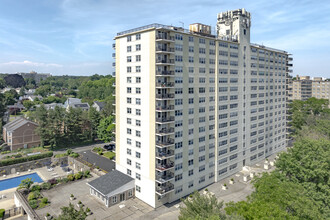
[7,103,25,115]
[20,95,43,102]
[25,89,36,95]
[64,98,90,111]
[92,101,105,112]
[3,117,41,151]
[87,170,135,207]
[35,103,64,110]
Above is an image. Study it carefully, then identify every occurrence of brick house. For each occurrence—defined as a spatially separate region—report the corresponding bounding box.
[3,117,41,151]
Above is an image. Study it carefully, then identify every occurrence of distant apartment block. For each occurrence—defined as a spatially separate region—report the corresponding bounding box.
[113,8,292,208]
[288,75,330,102]
[18,71,51,84]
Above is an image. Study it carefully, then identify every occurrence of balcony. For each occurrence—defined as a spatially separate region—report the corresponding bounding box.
[156,127,174,136]
[156,59,175,65]
[156,183,174,195]
[156,47,175,53]
[112,53,116,58]
[156,70,174,76]
[156,35,175,42]
[156,139,174,147]
[156,105,174,111]
[156,116,174,123]
[156,172,174,184]
[112,43,116,49]
[156,161,174,171]
[156,93,174,100]
[156,82,174,88]
[156,150,174,159]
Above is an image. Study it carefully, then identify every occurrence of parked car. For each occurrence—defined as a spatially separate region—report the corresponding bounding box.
[103,144,115,151]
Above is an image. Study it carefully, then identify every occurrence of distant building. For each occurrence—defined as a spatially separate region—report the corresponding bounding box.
[18,71,51,84]
[20,95,43,102]
[288,75,330,102]
[64,98,90,111]
[92,101,106,112]
[3,117,41,151]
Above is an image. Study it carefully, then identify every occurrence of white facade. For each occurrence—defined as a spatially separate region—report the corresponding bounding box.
[115,9,291,208]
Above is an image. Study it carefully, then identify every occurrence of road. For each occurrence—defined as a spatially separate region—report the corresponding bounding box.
[78,150,115,172]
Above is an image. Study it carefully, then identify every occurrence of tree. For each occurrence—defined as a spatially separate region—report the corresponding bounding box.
[4,74,25,88]
[55,203,87,220]
[22,100,34,110]
[18,178,34,192]
[179,191,238,220]
[3,90,18,105]
[19,87,25,96]
[0,78,6,89]
[97,115,115,143]
[88,107,101,141]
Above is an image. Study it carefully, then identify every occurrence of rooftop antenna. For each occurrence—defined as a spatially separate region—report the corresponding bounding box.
[179,21,184,28]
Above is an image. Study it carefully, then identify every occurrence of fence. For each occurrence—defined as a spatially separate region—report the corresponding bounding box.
[3,207,23,219]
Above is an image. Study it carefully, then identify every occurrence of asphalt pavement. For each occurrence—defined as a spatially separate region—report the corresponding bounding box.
[78,150,115,172]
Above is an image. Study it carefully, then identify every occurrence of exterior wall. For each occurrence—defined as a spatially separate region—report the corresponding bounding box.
[115,30,156,207]
[90,187,135,207]
[10,122,40,151]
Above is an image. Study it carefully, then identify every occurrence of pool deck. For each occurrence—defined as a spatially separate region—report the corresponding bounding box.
[0,166,69,211]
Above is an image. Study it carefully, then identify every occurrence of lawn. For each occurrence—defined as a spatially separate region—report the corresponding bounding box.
[103,151,115,160]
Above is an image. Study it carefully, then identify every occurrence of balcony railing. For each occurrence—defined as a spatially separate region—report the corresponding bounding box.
[156,150,174,159]
[156,47,175,53]
[156,161,174,171]
[156,70,175,76]
[156,93,174,99]
[156,116,174,123]
[156,59,175,64]
[156,82,174,88]
[156,105,174,111]
[156,183,174,195]
[156,139,174,147]
[156,173,174,183]
[156,35,175,41]
[156,127,174,135]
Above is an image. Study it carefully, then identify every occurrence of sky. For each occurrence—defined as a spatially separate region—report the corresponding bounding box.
[0,0,329,77]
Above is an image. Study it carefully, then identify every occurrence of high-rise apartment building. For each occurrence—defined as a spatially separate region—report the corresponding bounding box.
[114,9,291,208]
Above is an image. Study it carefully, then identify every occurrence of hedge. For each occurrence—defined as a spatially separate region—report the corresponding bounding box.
[0,209,4,218]
[0,151,53,167]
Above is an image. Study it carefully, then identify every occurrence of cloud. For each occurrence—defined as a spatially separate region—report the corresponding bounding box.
[1,60,63,68]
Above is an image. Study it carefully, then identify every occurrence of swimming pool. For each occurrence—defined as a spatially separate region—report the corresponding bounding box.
[0,173,43,191]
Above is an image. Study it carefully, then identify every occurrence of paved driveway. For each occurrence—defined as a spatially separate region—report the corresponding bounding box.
[78,150,115,172]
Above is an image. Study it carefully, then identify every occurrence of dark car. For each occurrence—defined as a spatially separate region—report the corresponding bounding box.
[103,144,115,151]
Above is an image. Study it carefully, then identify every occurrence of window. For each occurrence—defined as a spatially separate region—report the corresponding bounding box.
[135,44,141,51]
[136,55,141,62]
[136,66,141,72]
[136,77,141,83]
[136,109,141,115]
[136,88,141,94]
[136,141,141,148]
[112,196,117,204]
[128,189,133,198]
[136,162,141,169]
[127,36,131,42]
[127,87,131,93]
[136,185,141,192]
[136,152,141,158]
[136,98,141,105]
[127,77,132,83]
[136,130,140,137]
[189,36,194,42]
[136,173,141,180]
[136,34,141,40]
[127,46,131,52]
[127,169,131,175]
[127,118,131,124]
[127,97,131,104]
[127,128,131,134]
[127,159,131,165]
[127,56,131,62]
[127,66,131,73]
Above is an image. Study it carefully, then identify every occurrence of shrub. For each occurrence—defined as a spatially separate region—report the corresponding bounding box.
[48,178,57,185]
[74,172,82,180]
[41,197,48,204]
[69,153,79,158]
[84,170,90,177]
[46,213,50,217]
[67,174,74,181]
[0,151,53,167]
[70,194,74,198]
[29,200,38,209]
[41,182,51,190]
[61,177,69,183]
[28,192,37,201]
[31,185,41,192]
[0,209,5,218]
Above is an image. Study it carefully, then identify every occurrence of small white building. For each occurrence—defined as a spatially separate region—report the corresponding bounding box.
[87,170,135,207]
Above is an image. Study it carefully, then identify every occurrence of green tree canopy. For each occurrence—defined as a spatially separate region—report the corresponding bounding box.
[97,115,115,143]
[55,203,87,220]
